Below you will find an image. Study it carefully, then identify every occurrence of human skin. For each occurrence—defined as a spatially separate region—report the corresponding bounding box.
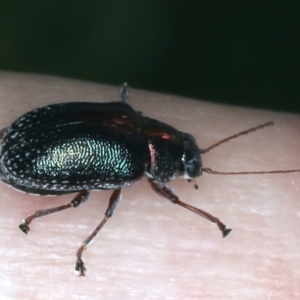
[0,71,299,300]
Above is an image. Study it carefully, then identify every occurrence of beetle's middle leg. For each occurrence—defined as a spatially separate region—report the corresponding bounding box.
[148,179,231,237]
[19,190,90,234]
[75,188,122,276]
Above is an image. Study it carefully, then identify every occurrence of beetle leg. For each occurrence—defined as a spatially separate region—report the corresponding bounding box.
[149,179,231,237]
[119,82,130,102]
[0,127,8,139]
[75,188,122,276]
[19,190,90,234]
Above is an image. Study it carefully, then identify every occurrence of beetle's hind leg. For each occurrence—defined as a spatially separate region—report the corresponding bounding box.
[75,188,122,276]
[148,179,231,237]
[19,190,90,234]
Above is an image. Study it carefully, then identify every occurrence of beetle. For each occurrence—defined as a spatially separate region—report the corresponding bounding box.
[0,83,299,276]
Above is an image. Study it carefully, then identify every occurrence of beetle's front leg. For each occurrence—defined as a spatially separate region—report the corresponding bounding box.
[75,188,122,276]
[19,190,90,234]
[148,179,231,237]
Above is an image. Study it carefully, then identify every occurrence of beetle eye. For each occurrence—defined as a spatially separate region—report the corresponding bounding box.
[187,162,195,174]
[181,133,202,178]
[187,160,201,178]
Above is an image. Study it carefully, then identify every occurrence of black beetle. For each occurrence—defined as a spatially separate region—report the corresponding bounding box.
[0,83,298,275]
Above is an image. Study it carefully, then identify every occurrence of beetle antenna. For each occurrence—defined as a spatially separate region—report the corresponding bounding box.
[201,121,300,175]
[202,168,300,175]
[187,178,199,190]
[202,121,274,153]
[120,82,130,102]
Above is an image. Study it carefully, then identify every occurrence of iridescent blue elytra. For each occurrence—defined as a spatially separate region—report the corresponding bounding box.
[0,84,234,276]
[0,102,153,194]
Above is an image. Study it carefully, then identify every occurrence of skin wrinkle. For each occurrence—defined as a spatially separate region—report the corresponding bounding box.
[0,72,300,299]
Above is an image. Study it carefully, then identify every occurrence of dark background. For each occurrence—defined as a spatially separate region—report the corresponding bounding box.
[0,1,299,113]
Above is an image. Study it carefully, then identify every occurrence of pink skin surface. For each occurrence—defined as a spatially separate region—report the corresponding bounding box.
[0,71,300,300]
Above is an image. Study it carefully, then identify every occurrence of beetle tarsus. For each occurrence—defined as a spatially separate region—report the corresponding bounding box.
[75,258,86,276]
[19,223,30,234]
[221,226,232,237]
[222,228,232,237]
[216,220,232,237]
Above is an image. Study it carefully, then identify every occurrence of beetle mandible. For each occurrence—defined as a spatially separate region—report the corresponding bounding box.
[0,83,299,276]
